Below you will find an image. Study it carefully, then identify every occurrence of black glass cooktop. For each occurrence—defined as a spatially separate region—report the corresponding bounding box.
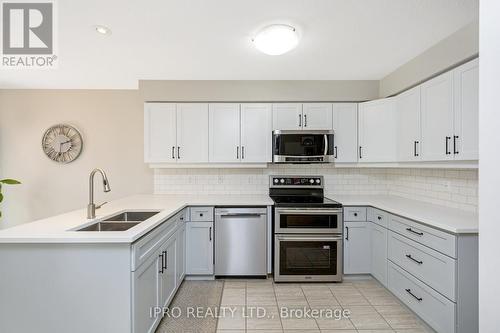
[270,195,342,208]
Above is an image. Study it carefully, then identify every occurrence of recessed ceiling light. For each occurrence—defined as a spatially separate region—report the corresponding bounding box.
[95,25,112,35]
[252,24,299,55]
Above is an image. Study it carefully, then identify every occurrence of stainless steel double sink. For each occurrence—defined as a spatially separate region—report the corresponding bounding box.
[76,211,160,231]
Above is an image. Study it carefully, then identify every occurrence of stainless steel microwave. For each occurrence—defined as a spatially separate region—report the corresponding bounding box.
[272,130,334,163]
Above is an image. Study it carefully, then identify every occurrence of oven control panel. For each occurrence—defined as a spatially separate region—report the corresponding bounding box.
[270,176,323,187]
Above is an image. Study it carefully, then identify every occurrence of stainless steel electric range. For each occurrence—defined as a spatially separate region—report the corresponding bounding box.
[270,175,343,282]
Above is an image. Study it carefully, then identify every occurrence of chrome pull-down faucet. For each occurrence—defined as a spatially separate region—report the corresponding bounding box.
[87,168,111,219]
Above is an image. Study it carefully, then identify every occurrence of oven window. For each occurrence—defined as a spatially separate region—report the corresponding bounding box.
[279,240,338,275]
[274,134,333,156]
[280,214,339,229]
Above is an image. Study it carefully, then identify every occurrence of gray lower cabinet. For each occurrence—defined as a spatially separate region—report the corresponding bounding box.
[344,206,479,333]
[186,221,214,275]
[176,223,186,282]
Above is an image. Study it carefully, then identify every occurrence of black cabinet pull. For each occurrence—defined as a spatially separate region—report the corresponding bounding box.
[353,213,358,217]
[345,226,349,240]
[172,146,175,159]
[159,253,164,273]
[177,146,181,159]
[406,227,424,236]
[236,146,239,159]
[359,146,362,159]
[414,141,420,157]
[304,114,307,127]
[163,251,167,270]
[242,146,245,159]
[378,216,382,220]
[406,254,423,265]
[405,288,423,301]
[453,135,459,154]
[445,136,451,155]
[298,114,302,127]
[209,226,212,241]
[334,146,338,159]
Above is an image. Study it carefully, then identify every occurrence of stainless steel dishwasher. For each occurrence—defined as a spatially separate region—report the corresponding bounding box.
[215,207,267,276]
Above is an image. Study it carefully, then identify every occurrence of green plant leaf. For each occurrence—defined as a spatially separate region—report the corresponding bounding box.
[0,179,21,185]
[0,192,3,203]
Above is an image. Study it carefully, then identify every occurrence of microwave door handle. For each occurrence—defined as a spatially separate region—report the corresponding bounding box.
[324,134,328,156]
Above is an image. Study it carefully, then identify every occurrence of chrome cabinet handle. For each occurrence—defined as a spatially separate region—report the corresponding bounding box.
[453,135,459,154]
[298,114,302,127]
[406,227,424,236]
[405,288,423,301]
[172,146,175,159]
[304,114,307,127]
[345,226,349,240]
[406,254,423,265]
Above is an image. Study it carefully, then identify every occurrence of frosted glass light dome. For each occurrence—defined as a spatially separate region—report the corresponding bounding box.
[252,24,299,55]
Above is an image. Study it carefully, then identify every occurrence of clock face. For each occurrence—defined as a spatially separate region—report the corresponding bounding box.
[42,124,83,163]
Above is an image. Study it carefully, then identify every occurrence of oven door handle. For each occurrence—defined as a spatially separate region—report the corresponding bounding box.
[276,235,343,242]
[276,208,342,215]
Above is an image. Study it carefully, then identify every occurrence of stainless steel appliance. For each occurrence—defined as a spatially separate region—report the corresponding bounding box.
[273,130,334,163]
[215,207,267,276]
[270,176,343,282]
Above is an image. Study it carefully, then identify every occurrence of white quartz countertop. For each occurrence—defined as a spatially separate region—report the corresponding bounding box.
[0,193,477,244]
[0,194,273,244]
[332,195,478,234]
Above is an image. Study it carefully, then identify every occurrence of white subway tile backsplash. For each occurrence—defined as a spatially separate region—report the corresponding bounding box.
[153,166,478,212]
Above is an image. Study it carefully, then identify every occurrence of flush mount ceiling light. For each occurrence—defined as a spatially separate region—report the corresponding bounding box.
[95,25,112,36]
[252,24,299,55]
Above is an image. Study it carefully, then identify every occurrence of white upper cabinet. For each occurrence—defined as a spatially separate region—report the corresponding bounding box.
[453,58,479,160]
[144,103,177,163]
[272,103,303,130]
[273,103,333,130]
[358,98,397,162]
[302,103,333,130]
[397,86,422,162]
[421,71,455,161]
[332,103,358,163]
[209,103,241,163]
[240,103,272,163]
[176,103,209,163]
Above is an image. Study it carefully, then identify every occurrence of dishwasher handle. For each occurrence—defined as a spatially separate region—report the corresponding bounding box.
[219,213,265,217]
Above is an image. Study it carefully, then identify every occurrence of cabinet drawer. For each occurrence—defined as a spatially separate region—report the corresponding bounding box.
[343,207,367,221]
[388,231,456,301]
[190,207,214,221]
[388,262,456,333]
[389,215,456,258]
[368,207,388,227]
[131,217,177,271]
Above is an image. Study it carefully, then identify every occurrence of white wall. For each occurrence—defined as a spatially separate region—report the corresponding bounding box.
[479,1,500,331]
[379,20,479,97]
[0,90,153,229]
[154,166,478,212]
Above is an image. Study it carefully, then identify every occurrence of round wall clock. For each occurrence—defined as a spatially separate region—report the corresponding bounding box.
[42,124,83,163]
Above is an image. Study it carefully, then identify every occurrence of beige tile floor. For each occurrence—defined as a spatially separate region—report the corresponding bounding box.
[215,277,436,333]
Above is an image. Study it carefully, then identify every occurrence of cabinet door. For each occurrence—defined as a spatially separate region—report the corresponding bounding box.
[332,103,358,163]
[176,103,209,163]
[240,103,272,163]
[343,221,371,274]
[370,223,388,286]
[159,235,177,307]
[397,86,422,161]
[209,103,241,162]
[272,103,303,130]
[176,223,186,284]
[132,253,161,333]
[358,98,397,162]
[186,222,214,275]
[144,103,177,163]
[453,58,479,160]
[302,103,333,130]
[421,71,454,161]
